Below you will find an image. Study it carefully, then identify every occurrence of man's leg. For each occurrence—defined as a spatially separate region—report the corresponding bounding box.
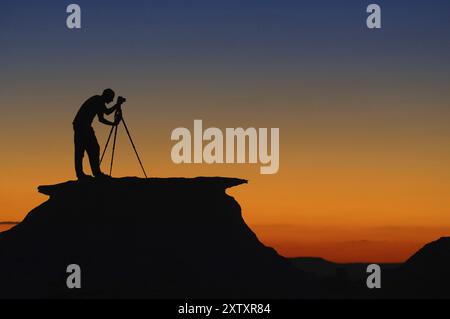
[74,129,87,178]
[86,128,104,177]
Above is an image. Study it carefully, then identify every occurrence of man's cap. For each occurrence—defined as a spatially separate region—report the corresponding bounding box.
[102,88,115,96]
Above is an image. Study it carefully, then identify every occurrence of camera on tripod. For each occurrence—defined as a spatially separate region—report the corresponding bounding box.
[117,96,126,104]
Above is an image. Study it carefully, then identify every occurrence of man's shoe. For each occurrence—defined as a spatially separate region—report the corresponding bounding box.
[94,172,111,179]
[77,173,91,180]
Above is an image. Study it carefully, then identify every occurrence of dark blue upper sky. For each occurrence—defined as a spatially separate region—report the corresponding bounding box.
[1,0,450,121]
[2,0,450,76]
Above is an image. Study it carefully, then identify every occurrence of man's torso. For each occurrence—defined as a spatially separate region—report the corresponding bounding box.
[73,95,105,128]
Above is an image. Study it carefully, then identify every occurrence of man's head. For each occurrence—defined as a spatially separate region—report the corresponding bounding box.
[102,88,115,104]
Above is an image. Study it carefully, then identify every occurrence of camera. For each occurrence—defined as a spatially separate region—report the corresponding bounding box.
[118,96,126,104]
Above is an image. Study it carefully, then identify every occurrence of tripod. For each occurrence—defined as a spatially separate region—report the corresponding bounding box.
[100,108,148,178]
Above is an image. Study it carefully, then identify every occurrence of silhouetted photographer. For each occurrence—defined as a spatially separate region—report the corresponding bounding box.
[73,88,126,179]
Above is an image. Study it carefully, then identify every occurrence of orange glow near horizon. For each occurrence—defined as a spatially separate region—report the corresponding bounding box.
[2,89,450,263]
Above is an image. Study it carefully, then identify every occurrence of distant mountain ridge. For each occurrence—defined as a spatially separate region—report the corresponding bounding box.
[388,237,450,298]
[291,238,450,298]
[405,237,450,269]
[290,257,401,283]
[0,222,18,235]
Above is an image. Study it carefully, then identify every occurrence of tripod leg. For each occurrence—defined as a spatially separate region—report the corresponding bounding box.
[100,125,115,164]
[109,124,119,176]
[121,117,148,178]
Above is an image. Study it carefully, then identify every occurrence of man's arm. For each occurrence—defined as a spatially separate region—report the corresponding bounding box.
[104,102,120,115]
[98,113,116,126]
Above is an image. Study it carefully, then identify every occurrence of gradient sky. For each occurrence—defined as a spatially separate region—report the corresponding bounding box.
[1,0,450,262]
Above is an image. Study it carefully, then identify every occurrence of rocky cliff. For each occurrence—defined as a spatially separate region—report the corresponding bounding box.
[0,177,317,298]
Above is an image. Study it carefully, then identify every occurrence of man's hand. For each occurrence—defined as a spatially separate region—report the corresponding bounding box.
[117,96,126,104]
[103,96,126,115]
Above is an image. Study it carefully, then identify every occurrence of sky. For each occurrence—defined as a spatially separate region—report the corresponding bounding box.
[1,0,450,262]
